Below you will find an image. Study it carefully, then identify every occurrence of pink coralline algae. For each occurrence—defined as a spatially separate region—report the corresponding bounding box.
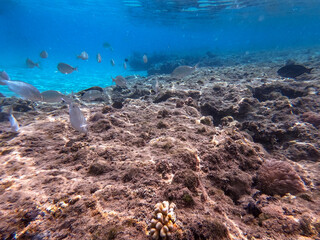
[257,159,306,196]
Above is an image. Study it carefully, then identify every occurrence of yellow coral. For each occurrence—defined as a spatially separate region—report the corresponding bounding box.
[149,201,176,239]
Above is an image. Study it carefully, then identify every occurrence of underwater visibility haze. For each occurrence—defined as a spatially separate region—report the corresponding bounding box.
[1,1,320,240]
[0,0,320,95]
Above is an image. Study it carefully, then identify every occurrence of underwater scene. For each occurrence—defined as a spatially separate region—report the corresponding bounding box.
[1,0,320,239]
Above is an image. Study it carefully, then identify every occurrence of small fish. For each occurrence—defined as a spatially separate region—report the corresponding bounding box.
[77,51,89,60]
[103,42,111,48]
[41,90,65,103]
[124,58,128,62]
[0,71,10,80]
[0,75,42,101]
[82,90,102,101]
[277,64,313,78]
[26,58,39,68]
[123,62,127,70]
[8,107,19,132]
[143,54,148,64]
[102,43,113,51]
[96,53,102,63]
[112,76,127,88]
[110,59,115,66]
[69,102,87,133]
[57,63,78,74]
[152,79,160,94]
[171,63,199,79]
[40,50,48,58]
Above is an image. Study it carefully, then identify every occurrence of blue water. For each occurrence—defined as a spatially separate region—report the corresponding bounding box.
[1,0,320,97]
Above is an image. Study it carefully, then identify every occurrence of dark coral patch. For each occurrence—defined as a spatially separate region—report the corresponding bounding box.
[256,159,306,196]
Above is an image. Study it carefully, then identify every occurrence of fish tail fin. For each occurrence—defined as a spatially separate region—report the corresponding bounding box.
[194,63,200,69]
[74,67,78,71]
[307,68,313,74]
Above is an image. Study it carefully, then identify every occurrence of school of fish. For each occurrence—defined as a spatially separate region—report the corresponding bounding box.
[2,47,313,135]
[3,45,257,134]
[0,47,209,134]
[0,48,152,134]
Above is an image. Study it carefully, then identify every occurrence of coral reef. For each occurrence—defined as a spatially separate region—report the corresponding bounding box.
[302,111,320,127]
[149,201,177,239]
[256,159,307,196]
[1,48,320,239]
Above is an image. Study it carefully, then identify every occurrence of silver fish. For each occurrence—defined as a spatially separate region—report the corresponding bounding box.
[152,79,160,94]
[0,79,42,101]
[171,63,198,79]
[40,50,48,58]
[77,51,89,60]
[8,107,19,132]
[26,58,39,68]
[112,76,127,88]
[69,102,88,133]
[123,62,127,70]
[96,53,102,63]
[110,59,115,66]
[82,90,102,101]
[143,54,148,63]
[57,63,77,74]
[41,90,65,103]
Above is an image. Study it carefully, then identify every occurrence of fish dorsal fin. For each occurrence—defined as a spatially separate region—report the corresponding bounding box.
[61,92,74,105]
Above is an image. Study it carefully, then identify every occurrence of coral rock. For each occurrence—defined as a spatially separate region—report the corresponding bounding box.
[302,111,320,127]
[257,159,307,196]
[148,201,177,239]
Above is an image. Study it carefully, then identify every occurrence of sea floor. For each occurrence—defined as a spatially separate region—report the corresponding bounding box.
[0,48,320,239]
